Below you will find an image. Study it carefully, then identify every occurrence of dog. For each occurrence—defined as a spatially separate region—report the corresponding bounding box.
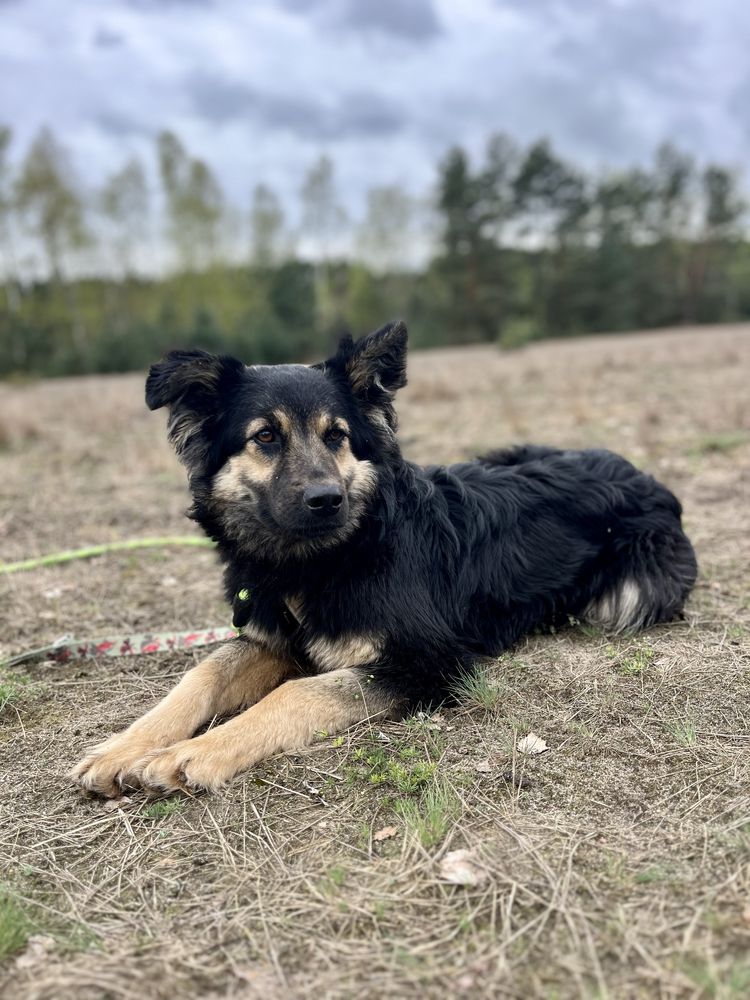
[71,320,697,797]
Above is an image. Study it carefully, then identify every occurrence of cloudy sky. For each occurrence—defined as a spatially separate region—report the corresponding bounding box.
[2,0,750,222]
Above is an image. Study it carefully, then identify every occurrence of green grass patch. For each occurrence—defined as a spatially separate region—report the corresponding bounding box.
[605,641,656,676]
[633,864,672,885]
[395,778,461,848]
[690,431,749,456]
[682,957,750,998]
[327,865,347,888]
[345,731,441,795]
[348,746,436,794]
[452,664,504,711]
[142,798,184,820]
[0,670,30,714]
[618,645,655,676]
[6,873,103,958]
[0,887,31,962]
[577,622,605,638]
[667,718,698,747]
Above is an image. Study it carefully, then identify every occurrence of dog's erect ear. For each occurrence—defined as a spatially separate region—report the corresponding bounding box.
[345,320,408,397]
[145,349,245,470]
[326,321,407,428]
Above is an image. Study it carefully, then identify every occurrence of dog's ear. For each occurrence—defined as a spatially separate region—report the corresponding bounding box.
[146,349,244,470]
[345,320,408,396]
[326,321,407,428]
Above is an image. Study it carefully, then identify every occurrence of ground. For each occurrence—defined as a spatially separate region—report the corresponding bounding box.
[0,324,749,1000]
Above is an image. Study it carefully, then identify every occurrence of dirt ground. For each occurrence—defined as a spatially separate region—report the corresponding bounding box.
[0,324,748,999]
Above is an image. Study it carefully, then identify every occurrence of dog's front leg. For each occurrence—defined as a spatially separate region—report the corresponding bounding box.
[133,667,398,796]
[69,640,293,797]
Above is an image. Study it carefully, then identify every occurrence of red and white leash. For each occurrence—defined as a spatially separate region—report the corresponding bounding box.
[1,537,235,669]
[2,627,238,669]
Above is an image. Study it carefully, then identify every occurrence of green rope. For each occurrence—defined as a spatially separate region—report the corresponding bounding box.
[0,536,215,575]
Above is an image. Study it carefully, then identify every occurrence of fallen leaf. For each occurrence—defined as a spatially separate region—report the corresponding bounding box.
[103,796,132,812]
[373,825,398,842]
[15,935,56,970]
[475,751,508,773]
[438,848,489,886]
[517,733,549,755]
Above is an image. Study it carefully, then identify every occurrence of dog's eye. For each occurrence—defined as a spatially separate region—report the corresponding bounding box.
[254,428,277,445]
[326,427,345,444]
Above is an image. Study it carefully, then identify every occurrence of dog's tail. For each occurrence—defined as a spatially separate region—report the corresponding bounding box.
[581,519,698,633]
[481,444,698,633]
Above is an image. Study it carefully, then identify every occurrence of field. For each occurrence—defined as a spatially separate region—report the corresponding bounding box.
[1,324,749,999]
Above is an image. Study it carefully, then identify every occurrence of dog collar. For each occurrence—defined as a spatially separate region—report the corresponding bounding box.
[231,588,253,630]
[231,587,302,638]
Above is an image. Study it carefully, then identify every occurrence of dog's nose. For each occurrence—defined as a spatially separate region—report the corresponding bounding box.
[303,484,344,517]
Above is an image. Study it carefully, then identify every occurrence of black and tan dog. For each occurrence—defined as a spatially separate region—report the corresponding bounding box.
[71,321,697,797]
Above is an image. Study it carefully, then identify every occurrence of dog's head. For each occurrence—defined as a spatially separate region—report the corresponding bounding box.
[146,321,407,560]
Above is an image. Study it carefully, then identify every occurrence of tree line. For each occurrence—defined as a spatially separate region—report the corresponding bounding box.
[0,124,748,377]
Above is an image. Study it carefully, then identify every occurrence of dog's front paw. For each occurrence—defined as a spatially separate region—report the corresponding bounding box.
[69,731,165,798]
[131,737,239,796]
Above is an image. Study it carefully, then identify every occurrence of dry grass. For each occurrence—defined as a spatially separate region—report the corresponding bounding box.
[1,323,749,999]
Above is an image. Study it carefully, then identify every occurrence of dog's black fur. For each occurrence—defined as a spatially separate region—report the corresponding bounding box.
[146,320,697,714]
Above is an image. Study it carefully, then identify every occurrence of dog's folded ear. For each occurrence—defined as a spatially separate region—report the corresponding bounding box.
[145,349,243,411]
[145,349,244,469]
[327,321,408,429]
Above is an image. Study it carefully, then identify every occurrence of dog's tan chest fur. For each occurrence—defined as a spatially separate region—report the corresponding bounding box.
[285,596,381,672]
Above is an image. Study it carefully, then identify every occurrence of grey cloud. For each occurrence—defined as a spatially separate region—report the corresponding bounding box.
[337,91,405,136]
[123,0,213,9]
[497,0,607,14]
[278,0,441,41]
[187,72,406,139]
[520,74,640,160]
[95,110,152,138]
[729,75,750,136]
[93,27,126,48]
[188,75,254,122]
[553,3,697,94]
[498,0,697,96]
[439,70,641,165]
[277,0,320,11]
[335,0,441,40]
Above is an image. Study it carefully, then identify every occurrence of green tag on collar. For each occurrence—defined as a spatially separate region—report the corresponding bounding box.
[232,587,253,631]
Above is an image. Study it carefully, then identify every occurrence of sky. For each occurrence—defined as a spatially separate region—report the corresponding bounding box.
[1,0,750,227]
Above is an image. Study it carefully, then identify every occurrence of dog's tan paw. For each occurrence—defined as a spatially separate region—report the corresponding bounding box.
[132,738,238,796]
[69,734,162,798]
